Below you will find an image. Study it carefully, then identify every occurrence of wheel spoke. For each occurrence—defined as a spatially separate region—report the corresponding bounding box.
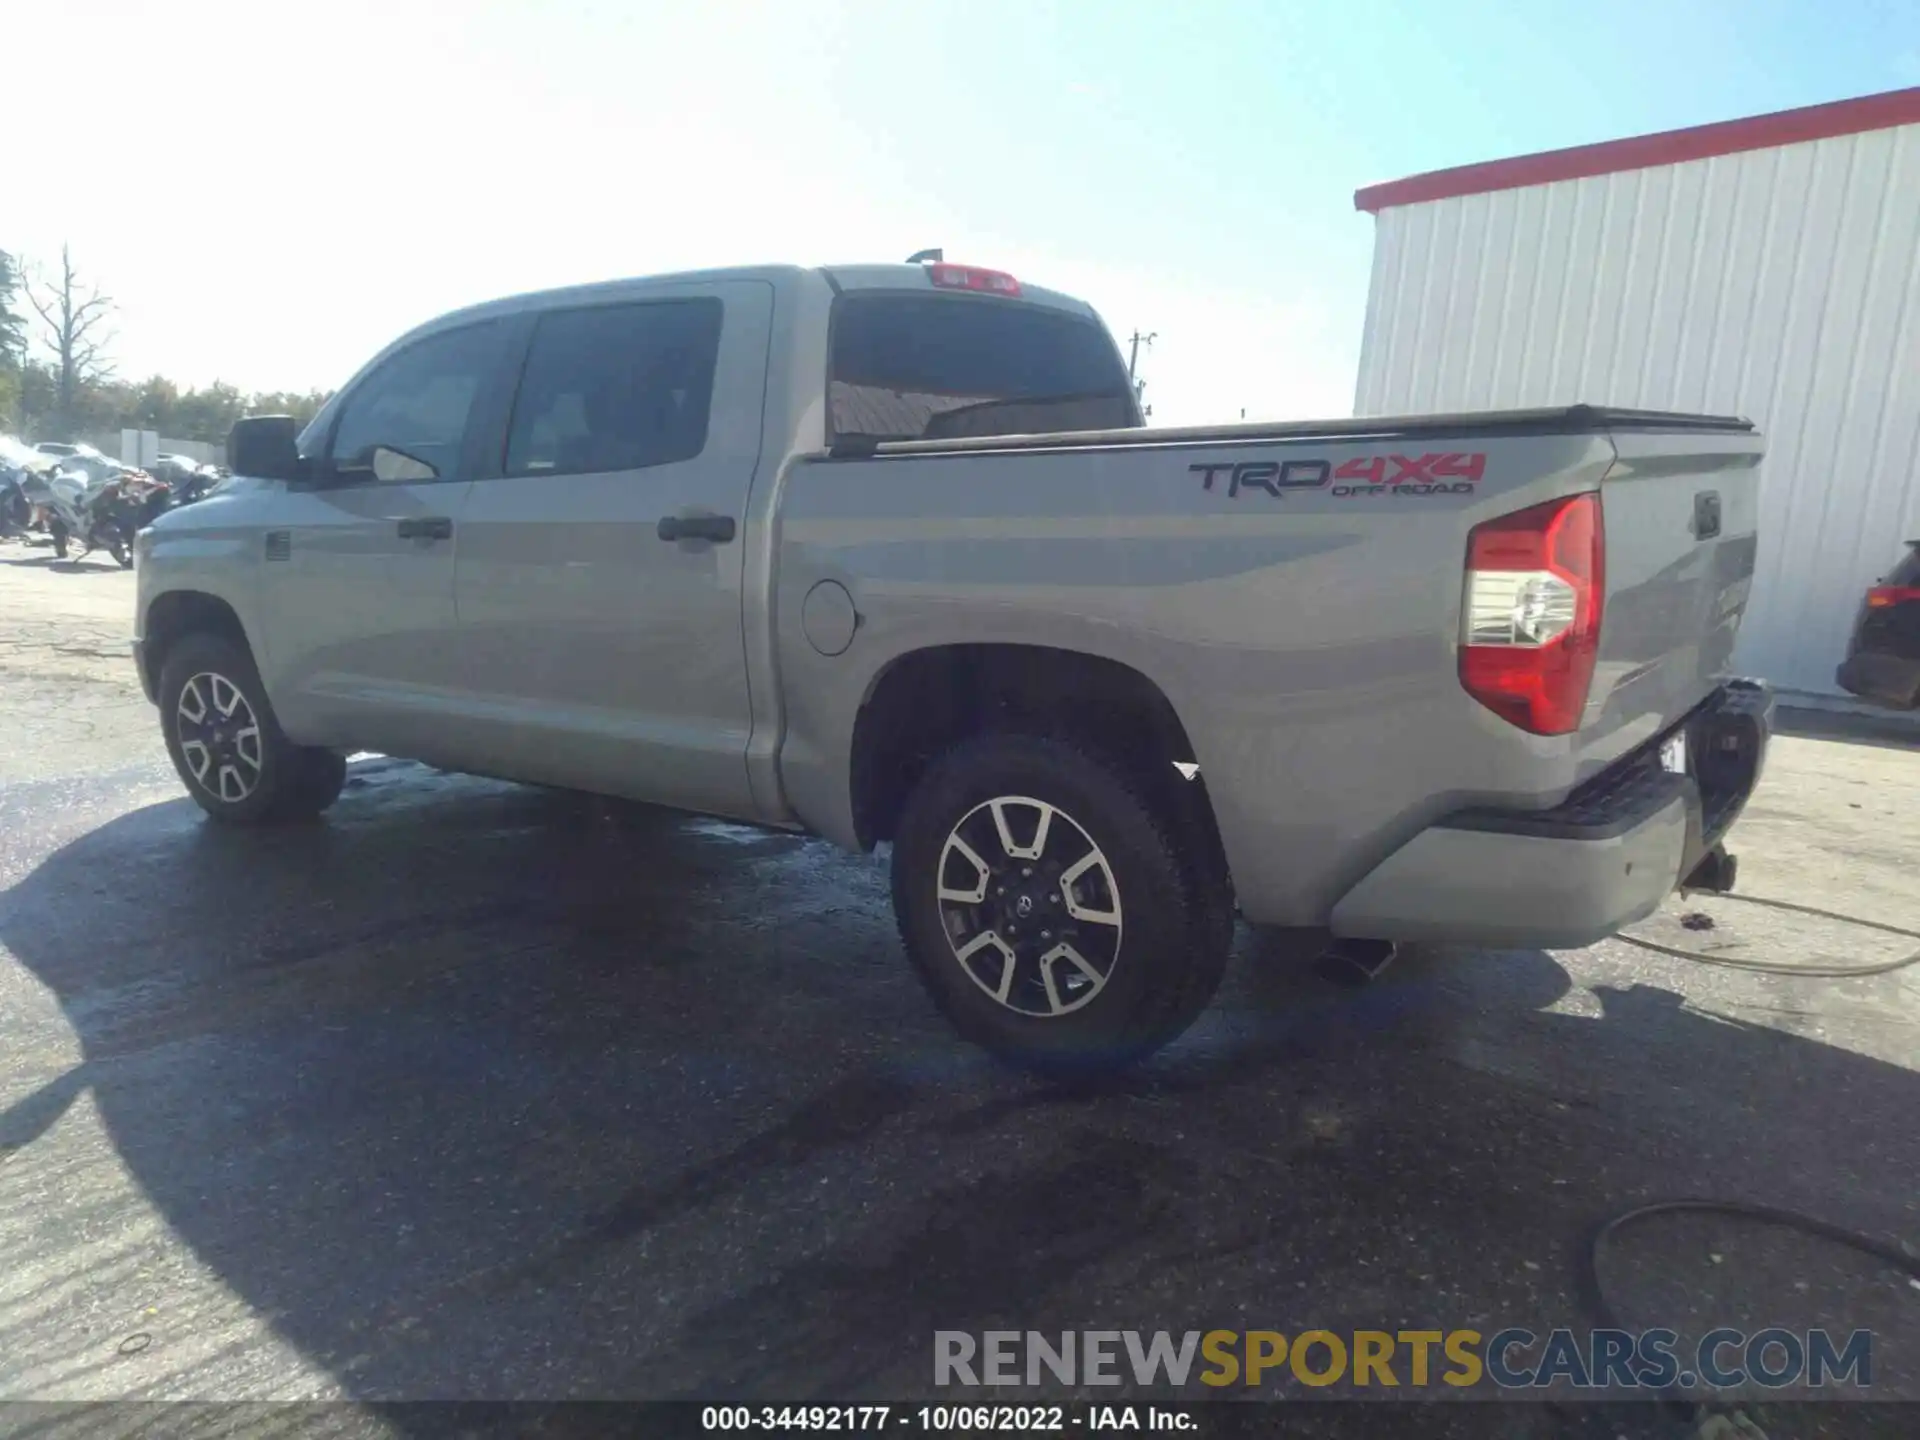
[1040,957,1064,1015]
[937,833,992,905]
[177,679,208,725]
[953,928,1017,1002]
[1039,941,1104,1016]
[989,797,1053,861]
[1058,849,1121,926]
[212,675,244,719]
[233,726,263,772]
[217,764,247,802]
[180,738,212,781]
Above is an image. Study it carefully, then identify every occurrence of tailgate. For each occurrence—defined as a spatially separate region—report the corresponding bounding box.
[1583,421,1763,769]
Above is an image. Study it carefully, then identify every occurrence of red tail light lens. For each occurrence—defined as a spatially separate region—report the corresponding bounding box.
[926,263,1022,297]
[1866,586,1920,608]
[1459,491,1605,735]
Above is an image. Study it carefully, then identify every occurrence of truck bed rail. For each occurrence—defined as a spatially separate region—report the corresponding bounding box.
[826,404,1756,461]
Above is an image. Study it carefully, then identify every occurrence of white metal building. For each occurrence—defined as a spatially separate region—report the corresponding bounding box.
[1353,87,1920,697]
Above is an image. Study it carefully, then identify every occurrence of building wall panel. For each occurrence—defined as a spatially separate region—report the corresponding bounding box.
[1355,122,1920,694]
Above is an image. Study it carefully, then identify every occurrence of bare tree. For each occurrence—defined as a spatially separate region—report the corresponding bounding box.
[25,244,115,436]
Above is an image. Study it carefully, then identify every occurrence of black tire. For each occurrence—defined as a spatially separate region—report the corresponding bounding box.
[50,519,68,559]
[109,534,132,568]
[157,632,347,825]
[891,734,1232,1076]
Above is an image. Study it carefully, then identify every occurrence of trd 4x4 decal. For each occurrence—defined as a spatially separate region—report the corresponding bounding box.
[1193,451,1486,498]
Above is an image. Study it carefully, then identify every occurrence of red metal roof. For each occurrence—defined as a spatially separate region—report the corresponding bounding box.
[1354,86,1920,214]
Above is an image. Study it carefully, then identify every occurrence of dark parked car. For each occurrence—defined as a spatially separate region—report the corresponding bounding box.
[1836,539,1920,710]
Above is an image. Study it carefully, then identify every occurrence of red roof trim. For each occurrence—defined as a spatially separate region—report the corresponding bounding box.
[1355,86,1920,213]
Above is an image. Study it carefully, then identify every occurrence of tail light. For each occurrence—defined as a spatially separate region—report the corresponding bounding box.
[1459,491,1605,735]
[1866,585,1920,608]
[926,263,1021,297]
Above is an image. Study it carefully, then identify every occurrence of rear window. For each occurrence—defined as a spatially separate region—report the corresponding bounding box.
[828,295,1135,443]
[1890,543,1920,587]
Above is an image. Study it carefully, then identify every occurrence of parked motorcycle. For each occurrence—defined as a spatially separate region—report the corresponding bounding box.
[39,464,169,567]
[111,470,176,532]
[170,464,224,507]
[1,470,34,537]
[0,437,52,537]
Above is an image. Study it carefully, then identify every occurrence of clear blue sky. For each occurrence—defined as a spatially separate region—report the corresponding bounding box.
[10,0,1916,424]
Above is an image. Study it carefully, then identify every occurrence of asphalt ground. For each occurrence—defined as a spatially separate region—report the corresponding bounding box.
[1,538,1917,1437]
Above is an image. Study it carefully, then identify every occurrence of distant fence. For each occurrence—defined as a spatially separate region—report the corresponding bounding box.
[73,432,223,466]
[153,437,221,465]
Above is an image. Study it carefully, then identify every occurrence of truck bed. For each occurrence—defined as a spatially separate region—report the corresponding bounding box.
[775,405,1763,930]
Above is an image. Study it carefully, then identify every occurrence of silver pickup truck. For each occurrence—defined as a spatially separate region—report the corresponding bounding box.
[132,260,1772,1073]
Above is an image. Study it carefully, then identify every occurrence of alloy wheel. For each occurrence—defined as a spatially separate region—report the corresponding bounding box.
[935,795,1123,1017]
[175,672,264,803]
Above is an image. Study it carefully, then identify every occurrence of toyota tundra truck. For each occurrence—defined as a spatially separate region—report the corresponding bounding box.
[131,260,1772,1073]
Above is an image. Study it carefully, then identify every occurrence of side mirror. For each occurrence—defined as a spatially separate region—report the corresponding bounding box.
[228,415,304,483]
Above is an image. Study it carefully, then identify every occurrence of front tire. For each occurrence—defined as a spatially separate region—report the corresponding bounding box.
[49,518,69,559]
[158,633,347,824]
[891,734,1231,1076]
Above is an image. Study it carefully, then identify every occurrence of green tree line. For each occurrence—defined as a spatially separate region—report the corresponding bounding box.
[11,364,333,445]
[1,243,331,446]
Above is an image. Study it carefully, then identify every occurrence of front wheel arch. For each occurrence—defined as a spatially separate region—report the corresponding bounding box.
[142,590,255,705]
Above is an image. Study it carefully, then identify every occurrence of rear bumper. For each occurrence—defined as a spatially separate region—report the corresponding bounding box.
[1329,679,1772,948]
[1836,651,1920,710]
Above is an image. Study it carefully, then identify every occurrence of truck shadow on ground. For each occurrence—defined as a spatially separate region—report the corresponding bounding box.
[0,760,1915,1430]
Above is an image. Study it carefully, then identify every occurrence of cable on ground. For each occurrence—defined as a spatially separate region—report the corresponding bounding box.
[1585,1197,1920,1439]
[1596,891,1920,1437]
[1616,892,1920,977]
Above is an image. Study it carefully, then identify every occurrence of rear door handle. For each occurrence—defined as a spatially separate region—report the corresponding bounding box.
[657,514,736,544]
[397,516,453,541]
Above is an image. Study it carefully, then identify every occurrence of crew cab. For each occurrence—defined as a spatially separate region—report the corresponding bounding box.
[133,261,1772,1073]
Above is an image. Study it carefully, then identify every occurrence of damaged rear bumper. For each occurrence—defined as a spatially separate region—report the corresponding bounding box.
[1329,679,1773,949]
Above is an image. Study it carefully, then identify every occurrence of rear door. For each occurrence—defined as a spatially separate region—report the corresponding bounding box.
[451,280,772,819]
[259,319,512,759]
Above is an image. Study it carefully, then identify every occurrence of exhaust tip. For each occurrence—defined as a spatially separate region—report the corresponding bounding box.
[1316,937,1399,987]
[1680,845,1739,895]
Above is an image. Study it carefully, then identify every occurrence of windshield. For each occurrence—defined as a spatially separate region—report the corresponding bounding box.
[828,294,1137,443]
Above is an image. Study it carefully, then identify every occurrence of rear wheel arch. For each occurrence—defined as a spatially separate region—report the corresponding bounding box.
[848,644,1231,903]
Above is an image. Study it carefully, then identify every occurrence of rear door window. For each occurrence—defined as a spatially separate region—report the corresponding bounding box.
[1889,543,1920,587]
[829,296,1136,443]
[503,298,724,478]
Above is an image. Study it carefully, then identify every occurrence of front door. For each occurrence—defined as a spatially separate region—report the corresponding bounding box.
[452,281,772,819]
[256,319,510,763]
